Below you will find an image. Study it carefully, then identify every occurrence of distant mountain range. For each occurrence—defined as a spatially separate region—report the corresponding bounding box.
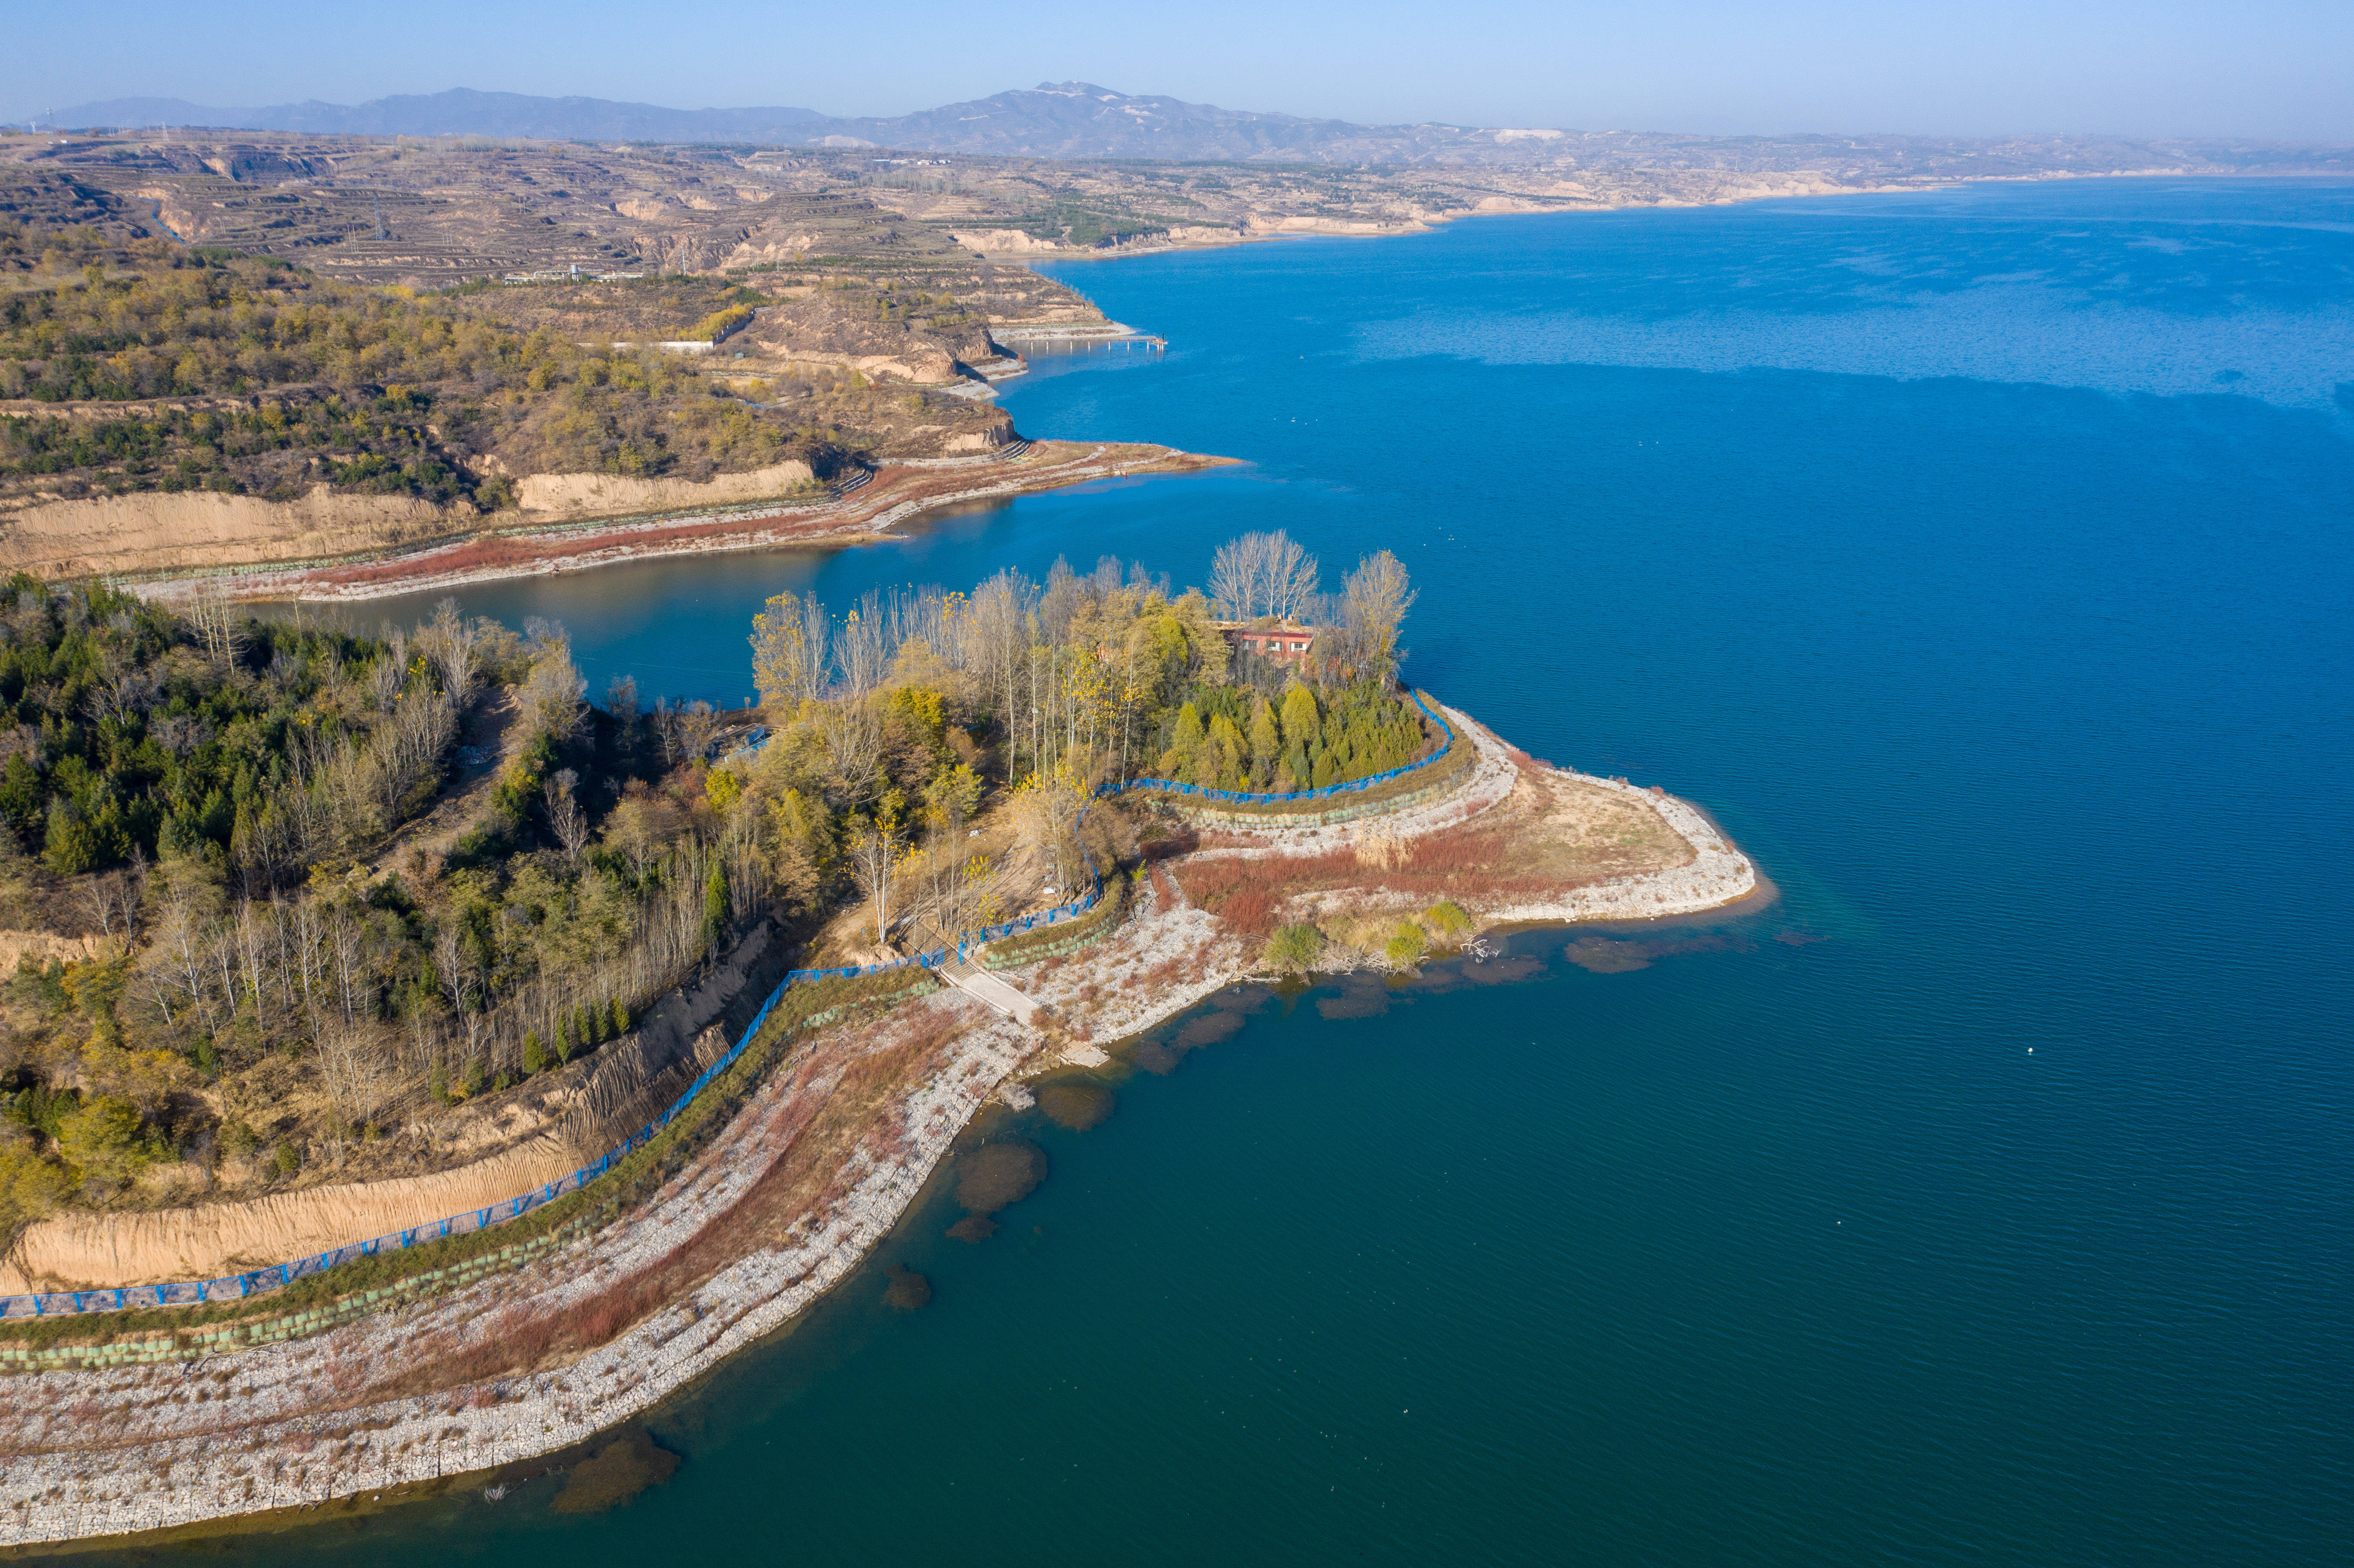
[25,83,1486,160]
[24,88,829,145]
[22,83,2349,169]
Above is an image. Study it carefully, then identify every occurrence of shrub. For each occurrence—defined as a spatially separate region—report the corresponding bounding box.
[1423,900,1473,938]
[522,1032,548,1075]
[272,1141,301,1177]
[1264,923,1326,971]
[0,1145,71,1238]
[1383,922,1428,967]
[691,303,757,343]
[55,1095,155,1186]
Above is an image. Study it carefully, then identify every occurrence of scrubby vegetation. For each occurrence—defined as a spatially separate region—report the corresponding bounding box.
[1002,199,1184,249]
[0,238,847,507]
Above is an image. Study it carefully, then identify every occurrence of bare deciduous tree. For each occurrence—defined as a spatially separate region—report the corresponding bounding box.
[433,924,478,1056]
[1340,549,1417,687]
[1014,757,1088,892]
[545,768,588,861]
[185,588,249,669]
[846,796,907,949]
[518,634,586,744]
[315,1024,393,1128]
[418,597,482,697]
[369,626,409,711]
[834,591,888,700]
[817,697,884,798]
[1209,530,1320,622]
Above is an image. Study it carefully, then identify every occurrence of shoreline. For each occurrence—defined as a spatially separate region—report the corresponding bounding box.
[996,165,2306,266]
[122,441,1233,606]
[0,704,1762,1550]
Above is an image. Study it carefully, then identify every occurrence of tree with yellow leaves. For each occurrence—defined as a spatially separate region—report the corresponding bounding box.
[750,590,831,710]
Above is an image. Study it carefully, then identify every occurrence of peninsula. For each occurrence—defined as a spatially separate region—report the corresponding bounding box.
[0,537,1757,1548]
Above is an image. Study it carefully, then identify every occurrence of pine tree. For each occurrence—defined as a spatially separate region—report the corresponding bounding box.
[1161,702,1205,779]
[41,797,93,875]
[1206,714,1249,790]
[702,862,730,950]
[1249,697,1282,786]
[1280,682,1320,752]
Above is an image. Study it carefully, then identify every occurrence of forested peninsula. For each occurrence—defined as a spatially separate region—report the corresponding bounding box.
[0,523,1757,1547]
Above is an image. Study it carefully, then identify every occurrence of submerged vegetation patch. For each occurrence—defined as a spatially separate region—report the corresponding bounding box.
[1313,975,1392,1020]
[1037,1083,1115,1131]
[883,1263,933,1310]
[1566,933,1748,974]
[1174,1011,1246,1048]
[550,1428,681,1515]
[1453,954,1546,986]
[954,1139,1046,1216]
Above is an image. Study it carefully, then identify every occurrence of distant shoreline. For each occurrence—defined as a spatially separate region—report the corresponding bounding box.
[997,167,2315,265]
[127,442,1233,606]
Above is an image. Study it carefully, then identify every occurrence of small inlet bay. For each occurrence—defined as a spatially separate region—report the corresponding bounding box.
[53,177,2354,1566]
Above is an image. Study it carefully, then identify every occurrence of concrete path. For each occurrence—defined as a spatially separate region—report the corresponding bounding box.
[937,959,1038,1025]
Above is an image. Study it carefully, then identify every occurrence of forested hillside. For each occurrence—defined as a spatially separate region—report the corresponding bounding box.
[0,535,1424,1257]
[0,235,843,508]
[0,222,1017,519]
[0,579,768,1251]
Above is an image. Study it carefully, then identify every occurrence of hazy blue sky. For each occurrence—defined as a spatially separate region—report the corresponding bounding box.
[8,0,2351,140]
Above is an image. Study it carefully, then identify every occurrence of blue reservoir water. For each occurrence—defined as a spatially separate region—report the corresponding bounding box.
[157,179,2354,1565]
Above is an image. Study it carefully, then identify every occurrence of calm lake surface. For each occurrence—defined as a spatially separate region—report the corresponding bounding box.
[132,179,2354,1565]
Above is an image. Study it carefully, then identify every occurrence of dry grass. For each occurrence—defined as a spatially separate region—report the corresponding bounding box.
[1173,761,1692,925]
